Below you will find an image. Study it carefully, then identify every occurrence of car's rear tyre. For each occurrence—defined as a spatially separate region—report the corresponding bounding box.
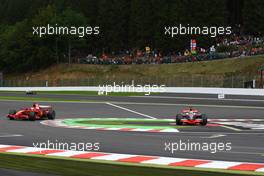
[200,114,207,126]
[29,111,36,121]
[47,110,56,120]
[176,114,183,125]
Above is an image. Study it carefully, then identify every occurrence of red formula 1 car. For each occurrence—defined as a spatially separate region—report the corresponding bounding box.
[7,103,56,121]
[176,107,207,126]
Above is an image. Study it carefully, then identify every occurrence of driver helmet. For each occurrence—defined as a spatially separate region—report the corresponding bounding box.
[33,103,40,109]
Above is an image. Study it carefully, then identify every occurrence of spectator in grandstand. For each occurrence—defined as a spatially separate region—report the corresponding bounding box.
[209,45,216,59]
[184,49,191,56]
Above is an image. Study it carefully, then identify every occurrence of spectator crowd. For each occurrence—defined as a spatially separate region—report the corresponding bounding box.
[77,35,264,65]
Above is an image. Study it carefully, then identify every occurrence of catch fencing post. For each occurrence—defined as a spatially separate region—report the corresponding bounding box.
[231,76,234,88]
[191,75,194,87]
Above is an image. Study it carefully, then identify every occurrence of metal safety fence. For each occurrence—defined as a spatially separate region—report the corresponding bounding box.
[0,75,259,88]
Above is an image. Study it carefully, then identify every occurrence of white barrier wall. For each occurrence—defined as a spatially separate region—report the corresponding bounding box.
[0,87,264,96]
[164,87,264,96]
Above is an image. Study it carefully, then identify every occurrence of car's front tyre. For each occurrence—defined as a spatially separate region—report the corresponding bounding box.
[200,114,207,126]
[176,114,183,125]
[47,110,56,120]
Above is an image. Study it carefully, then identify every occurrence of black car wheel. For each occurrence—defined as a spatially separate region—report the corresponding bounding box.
[29,111,36,121]
[47,110,56,120]
[200,114,208,126]
[176,114,183,125]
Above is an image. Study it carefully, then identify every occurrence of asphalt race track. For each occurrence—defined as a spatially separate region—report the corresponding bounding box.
[0,93,264,164]
[1,92,264,107]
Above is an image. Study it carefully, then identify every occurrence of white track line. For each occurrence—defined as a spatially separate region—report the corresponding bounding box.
[0,134,23,138]
[142,157,186,165]
[131,95,264,102]
[113,101,264,110]
[201,134,226,139]
[256,168,264,172]
[1,99,264,109]
[106,102,156,119]
[1,144,264,173]
[48,151,87,157]
[196,161,242,169]
[220,125,242,131]
[92,154,135,161]
[0,145,10,148]
[7,147,43,153]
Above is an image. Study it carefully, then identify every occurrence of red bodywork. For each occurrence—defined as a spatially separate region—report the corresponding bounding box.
[7,105,53,120]
[181,119,203,125]
[179,108,203,125]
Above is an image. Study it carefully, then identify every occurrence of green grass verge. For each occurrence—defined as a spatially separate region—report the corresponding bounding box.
[6,55,264,82]
[0,153,262,176]
[64,118,188,129]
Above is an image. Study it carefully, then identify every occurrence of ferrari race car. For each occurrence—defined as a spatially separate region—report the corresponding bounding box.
[7,103,55,121]
[176,107,207,126]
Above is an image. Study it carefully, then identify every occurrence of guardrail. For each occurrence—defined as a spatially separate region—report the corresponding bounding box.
[0,75,259,88]
[0,87,263,96]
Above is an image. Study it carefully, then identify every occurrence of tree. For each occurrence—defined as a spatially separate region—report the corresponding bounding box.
[243,0,264,35]
[96,0,130,53]
[0,0,51,24]
[129,0,155,49]
[0,20,54,72]
[0,5,57,72]
[0,0,263,73]
[57,8,87,64]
